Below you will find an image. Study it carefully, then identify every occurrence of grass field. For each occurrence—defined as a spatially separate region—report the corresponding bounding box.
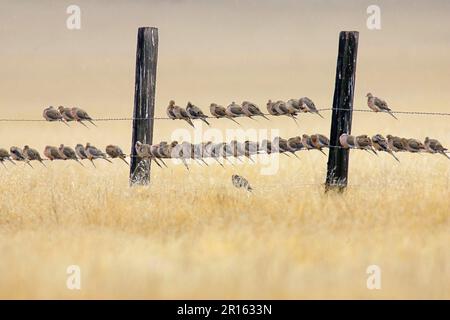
[0,132,449,299]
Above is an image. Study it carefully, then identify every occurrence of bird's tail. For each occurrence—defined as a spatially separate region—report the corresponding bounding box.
[387,111,398,120]
[88,119,98,127]
[103,157,113,163]
[0,161,6,168]
[61,120,71,127]
[39,160,47,167]
[79,121,90,129]
[8,158,16,165]
[440,151,450,160]
[26,161,33,168]
[152,158,163,168]
[227,117,241,126]
[318,149,327,156]
[76,159,85,167]
[388,151,400,162]
[121,157,130,166]
[201,118,210,126]
[315,112,324,119]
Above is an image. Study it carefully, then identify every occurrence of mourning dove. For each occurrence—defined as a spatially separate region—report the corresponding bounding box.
[43,106,69,126]
[0,148,16,167]
[339,134,356,149]
[71,107,97,126]
[23,145,46,167]
[232,174,253,192]
[135,141,163,168]
[59,144,84,166]
[402,138,426,153]
[286,99,304,114]
[366,93,398,119]
[299,97,323,118]
[204,141,224,167]
[210,103,241,125]
[301,134,315,150]
[226,102,245,118]
[273,136,296,158]
[287,136,304,153]
[10,146,32,167]
[106,145,129,165]
[273,100,298,125]
[266,100,279,116]
[167,100,177,120]
[244,140,259,162]
[172,104,194,127]
[310,134,329,155]
[424,137,449,159]
[186,102,210,126]
[44,146,64,161]
[58,106,76,123]
[386,135,406,152]
[85,143,112,163]
[260,139,273,154]
[242,101,269,120]
[355,135,377,155]
[371,134,399,161]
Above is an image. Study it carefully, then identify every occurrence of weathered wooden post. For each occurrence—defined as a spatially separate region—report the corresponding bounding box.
[325,31,359,191]
[130,27,158,186]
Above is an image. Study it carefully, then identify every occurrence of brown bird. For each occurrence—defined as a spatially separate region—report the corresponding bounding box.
[366,93,398,119]
[425,137,449,159]
[210,103,241,125]
[71,107,97,127]
[58,106,76,124]
[287,136,304,153]
[226,102,245,118]
[301,134,315,150]
[273,136,297,158]
[242,101,269,120]
[186,102,210,126]
[74,143,95,167]
[135,141,162,168]
[23,145,46,167]
[273,100,298,125]
[0,148,16,167]
[299,97,323,118]
[310,134,329,156]
[339,134,356,149]
[85,143,112,163]
[167,100,177,120]
[10,146,33,167]
[371,134,399,162]
[43,106,69,126]
[402,138,426,153]
[386,135,406,152]
[58,144,84,166]
[355,135,377,155]
[266,100,279,116]
[106,145,129,165]
[172,103,194,128]
[44,146,64,161]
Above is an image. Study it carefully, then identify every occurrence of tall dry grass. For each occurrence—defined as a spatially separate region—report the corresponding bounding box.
[0,146,449,299]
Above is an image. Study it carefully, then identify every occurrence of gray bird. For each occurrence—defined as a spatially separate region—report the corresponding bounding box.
[106,145,129,165]
[85,143,112,163]
[135,141,163,168]
[232,174,253,192]
[301,134,315,150]
[310,134,329,156]
[402,138,426,153]
[167,100,177,120]
[172,104,194,128]
[10,146,32,167]
[71,107,97,127]
[273,100,298,125]
[44,146,64,161]
[59,144,84,166]
[226,102,245,118]
[23,145,46,167]
[210,103,241,125]
[266,100,279,116]
[299,97,323,118]
[286,99,303,114]
[0,148,16,167]
[43,106,69,126]
[242,101,269,120]
[186,102,210,126]
[355,135,377,155]
[58,106,76,123]
[371,134,399,161]
[74,144,94,167]
[339,134,356,149]
[424,137,449,159]
[366,93,398,119]
[273,136,296,158]
[287,136,304,153]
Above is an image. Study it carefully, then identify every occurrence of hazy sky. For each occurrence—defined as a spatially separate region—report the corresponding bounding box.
[0,0,449,146]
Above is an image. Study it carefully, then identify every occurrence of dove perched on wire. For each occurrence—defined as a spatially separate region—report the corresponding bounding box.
[242,101,269,120]
[209,103,240,125]
[339,134,356,149]
[310,134,329,156]
[287,136,304,154]
[402,138,426,153]
[386,135,407,152]
[44,146,64,161]
[171,102,194,128]
[355,135,377,155]
[85,143,112,163]
[71,107,97,127]
[10,146,33,167]
[23,145,46,167]
[186,102,210,126]
[43,106,69,126]
[286,99,304,114]
[366,93,398,120]
[58,144,84,166]
[371,134,399,162]
[0,148,16,167]
[226,101,245,118]
[232,174,253,192]
[299,97,323,118]
[106,145,129,165]
[424,137,449,159]
[58,106,76,124]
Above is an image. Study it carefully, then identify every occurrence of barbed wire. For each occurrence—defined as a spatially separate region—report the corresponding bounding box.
[0,108,449,122]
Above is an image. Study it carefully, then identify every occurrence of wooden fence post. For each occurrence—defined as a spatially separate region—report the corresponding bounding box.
[325,31,359,191]
[130,27,158,186]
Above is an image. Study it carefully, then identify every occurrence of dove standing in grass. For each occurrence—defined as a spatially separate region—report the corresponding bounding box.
[106,145,129,165]
[299,97,323,118]
[43,106,69,126]
[386,135,406,152]
[23,145,46,167]
[186,102,210,126]
[242,101,269,120]
[85,143,112,163]
[232,174,253,192]
[371,134,399,161]
[10,146,32,167]
[366,93,398,119]
[0,148,15,167]
[424,137,449,159]
[71,107,97,127]
[58,144,84,166]
[44,146,64,161]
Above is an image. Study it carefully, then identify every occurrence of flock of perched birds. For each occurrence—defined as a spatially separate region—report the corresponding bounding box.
[0,144,127,168]
[43,106,96,127]
[0,134,447,169]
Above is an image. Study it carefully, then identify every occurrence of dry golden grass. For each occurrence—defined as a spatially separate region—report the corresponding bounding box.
[0,147,449,299]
